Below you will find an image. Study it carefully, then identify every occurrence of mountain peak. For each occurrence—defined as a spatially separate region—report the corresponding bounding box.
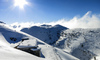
[0,21,6,24]
[40,24,52,28]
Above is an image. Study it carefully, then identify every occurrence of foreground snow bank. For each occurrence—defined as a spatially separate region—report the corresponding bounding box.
[0,33,44,60]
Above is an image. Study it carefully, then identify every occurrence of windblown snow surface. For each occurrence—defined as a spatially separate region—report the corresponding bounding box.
[0,23,79,60]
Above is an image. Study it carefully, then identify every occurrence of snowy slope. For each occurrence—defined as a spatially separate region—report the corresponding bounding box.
[0,23,45,60]
[0,23,79,60]
[55,28,100,60]
[0,32,44,60]
[0,23,27,43]
[21,24,68,44]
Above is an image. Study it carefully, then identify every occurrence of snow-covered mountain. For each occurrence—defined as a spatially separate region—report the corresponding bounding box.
[0,23,79,60]
[20,24,100,60]
[21,24,68,44]
[1,21,100,60]
[0,21,5,24]
[55,28,100,60]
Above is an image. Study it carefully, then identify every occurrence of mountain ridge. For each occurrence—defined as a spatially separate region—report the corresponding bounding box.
[21,24,68,44]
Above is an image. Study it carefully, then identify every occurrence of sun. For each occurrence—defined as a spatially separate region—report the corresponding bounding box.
[14,0,28,9]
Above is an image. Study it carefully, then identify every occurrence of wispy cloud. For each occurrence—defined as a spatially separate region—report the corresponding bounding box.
[10,11,100,30]
[46,11,100,29]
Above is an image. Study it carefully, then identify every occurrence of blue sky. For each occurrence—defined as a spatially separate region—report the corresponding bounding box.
[0,0,100,24]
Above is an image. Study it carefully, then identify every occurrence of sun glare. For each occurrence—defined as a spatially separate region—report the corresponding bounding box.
[14,0,28,9]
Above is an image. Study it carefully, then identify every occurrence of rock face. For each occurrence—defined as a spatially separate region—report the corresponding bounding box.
[21,24,68,44]
[55,28,100,60]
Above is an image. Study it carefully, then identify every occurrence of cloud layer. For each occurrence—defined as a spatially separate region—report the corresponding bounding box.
[10,11,100,30]
[47,11,100,29]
